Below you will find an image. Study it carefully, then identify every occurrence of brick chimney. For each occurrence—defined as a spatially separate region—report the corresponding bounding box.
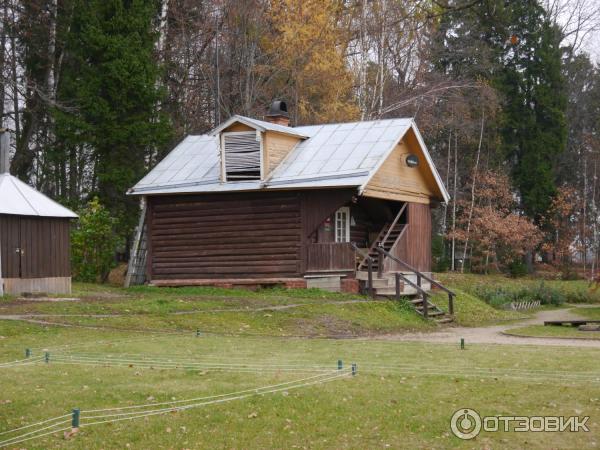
[0,128,9,174]
[264,100,290,126]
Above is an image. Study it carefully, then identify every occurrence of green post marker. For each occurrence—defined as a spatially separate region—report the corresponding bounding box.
[337,359,343,370]
[460,338,465,350]
[45,352,49,363]
[71,408,80,429]
[351,363,357,376]
[25,348,31,358]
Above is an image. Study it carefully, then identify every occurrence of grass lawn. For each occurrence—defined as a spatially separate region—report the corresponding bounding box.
[1,278,600,448]
[1,321,600,449]
[506,324,600,340]
[437,273,600,304]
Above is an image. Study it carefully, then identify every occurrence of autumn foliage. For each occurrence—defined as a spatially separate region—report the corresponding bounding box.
[449,171,541,273]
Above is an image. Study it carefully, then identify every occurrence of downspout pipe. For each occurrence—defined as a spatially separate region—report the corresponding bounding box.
[0,129,11,296]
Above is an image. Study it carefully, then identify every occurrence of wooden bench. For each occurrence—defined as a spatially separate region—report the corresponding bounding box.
[544,320,600,327]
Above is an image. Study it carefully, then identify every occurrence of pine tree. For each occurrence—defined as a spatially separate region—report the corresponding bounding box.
[54,0,172,236]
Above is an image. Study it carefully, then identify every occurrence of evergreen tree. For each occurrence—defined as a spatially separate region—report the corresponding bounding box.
[54,0,171,236]
[497,1,567,221]
[432,0,567,221]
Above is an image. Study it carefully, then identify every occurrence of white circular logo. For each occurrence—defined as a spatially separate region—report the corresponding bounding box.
[450,408,482,440]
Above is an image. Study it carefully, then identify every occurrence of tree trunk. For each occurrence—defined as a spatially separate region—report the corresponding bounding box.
[460,111,485,273]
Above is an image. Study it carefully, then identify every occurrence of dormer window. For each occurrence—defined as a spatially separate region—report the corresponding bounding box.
[221,131,262,180]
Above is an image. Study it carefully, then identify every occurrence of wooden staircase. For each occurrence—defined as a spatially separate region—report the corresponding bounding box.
[357,203,407,273]
[355,270,453,323]
[357,222,406,272]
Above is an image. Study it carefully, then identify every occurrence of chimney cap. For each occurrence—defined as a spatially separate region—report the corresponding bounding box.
[266,100,289,118]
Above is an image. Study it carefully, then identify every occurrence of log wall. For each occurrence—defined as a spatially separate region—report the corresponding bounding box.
[148,192,303,279]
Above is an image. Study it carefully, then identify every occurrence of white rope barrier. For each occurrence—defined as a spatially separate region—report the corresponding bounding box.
[0,414,71,436]
[0,370,353,448]
[80,371,351,427]
[0,420,71,447]
[52,353,334,370]
[0,426,72,448]
[81,371,342,414]
[0,356,43,367]
[49,358,331,374]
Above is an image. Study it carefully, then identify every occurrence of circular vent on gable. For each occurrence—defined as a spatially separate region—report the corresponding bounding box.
[406,154,419,168]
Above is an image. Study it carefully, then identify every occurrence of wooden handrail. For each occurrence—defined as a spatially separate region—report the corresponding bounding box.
[350,242,374,298]
[375,246,455,296]
[380,203,407,248]
[375,246,454,317]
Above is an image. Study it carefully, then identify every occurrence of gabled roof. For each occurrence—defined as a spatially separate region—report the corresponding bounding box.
[130,116,450,203]
[0,173,78,218]
[210,115,309,139]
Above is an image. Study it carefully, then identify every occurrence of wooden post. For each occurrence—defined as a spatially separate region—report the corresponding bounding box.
[395,272,401,300]
[422,293,429,319]
[449,293,454,315]
[367,258,374,299]
[338,359,343,370]
[45,352,49,363]
[377,248,383,278]
[416,273,421,288]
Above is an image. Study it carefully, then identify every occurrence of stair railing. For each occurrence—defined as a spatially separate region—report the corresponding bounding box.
[350,242,375,298]
[375,246,455,317]
[380,203,407,249]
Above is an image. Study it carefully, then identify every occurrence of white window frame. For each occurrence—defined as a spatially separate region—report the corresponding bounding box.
[335,207,350,243]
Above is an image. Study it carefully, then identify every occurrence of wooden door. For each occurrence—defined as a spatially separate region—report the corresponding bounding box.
[0,215,21,278]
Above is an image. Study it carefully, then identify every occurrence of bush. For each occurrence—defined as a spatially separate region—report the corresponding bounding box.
[71,198,120,282]
[474,282,566,308]
[508,259,528,278]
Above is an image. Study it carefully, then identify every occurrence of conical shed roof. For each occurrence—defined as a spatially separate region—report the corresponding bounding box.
[0,173,78,218]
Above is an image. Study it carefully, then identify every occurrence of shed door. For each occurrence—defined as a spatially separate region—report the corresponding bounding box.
[0,215,22,278]
[0,216,69,279]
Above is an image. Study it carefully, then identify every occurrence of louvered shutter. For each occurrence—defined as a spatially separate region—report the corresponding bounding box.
[223,131,261,180]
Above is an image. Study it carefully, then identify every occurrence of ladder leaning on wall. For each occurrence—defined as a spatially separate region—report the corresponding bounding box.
[124,202,148,287]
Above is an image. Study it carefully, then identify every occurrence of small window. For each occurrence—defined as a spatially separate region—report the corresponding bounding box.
[222,131,261,180]
[335,207,350,243]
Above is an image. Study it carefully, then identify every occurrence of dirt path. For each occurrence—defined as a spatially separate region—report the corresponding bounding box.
[385,305,600,347]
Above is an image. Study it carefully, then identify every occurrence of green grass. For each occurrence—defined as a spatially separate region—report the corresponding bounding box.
[574,307,600,320]
[506,324,600,340]
[1,321,600,449]
[2,279,600,448]
[437,273,600,304]
[431,288,525,327]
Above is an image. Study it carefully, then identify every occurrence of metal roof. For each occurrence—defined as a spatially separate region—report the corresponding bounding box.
[210,115,309,139]
[0,173,78,218]
[130,116,450,203]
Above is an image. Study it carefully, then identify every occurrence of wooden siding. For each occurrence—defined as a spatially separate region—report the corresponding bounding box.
[302,190,355,241]
[306,243,355,272]
[388,202,432,272]
[148,192,303,279]
[264,131,300,175]
[363,128,440,204]
[0,214,71,278]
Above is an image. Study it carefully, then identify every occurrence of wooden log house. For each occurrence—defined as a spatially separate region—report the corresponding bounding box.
[129,102,450,296]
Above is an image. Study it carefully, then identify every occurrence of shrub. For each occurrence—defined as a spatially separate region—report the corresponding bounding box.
[508,259,528,278]
[474,282,566,308]
[71,198,120,282]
